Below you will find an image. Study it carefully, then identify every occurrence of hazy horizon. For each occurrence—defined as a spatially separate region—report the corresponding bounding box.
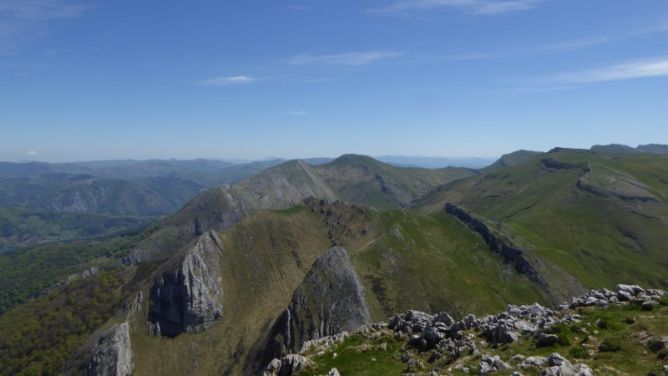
[4,153,498,165]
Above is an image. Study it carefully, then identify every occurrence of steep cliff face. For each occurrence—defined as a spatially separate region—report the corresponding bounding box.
[148,230,224,337]
[445,203,542,282]
[85,322,133,376]
[253,246,371,371]
[444,203,585,304]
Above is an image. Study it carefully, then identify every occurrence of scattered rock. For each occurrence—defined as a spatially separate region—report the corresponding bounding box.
[479,354,510,374]
[538,353,592,376]
[258,284,665,376]
[263,354,312,376]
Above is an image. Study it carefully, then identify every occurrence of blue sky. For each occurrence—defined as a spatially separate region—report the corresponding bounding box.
[1,0,667,162]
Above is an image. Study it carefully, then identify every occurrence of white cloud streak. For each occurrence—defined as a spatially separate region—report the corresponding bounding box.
[200,75,255,87]
[370,0,541,16]
[284,110,308,116]
[288,51,401,66]
[541,56,668,84]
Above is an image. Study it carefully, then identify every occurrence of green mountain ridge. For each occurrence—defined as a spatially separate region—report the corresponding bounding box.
[130,155,475,262]
[1,149,668,375]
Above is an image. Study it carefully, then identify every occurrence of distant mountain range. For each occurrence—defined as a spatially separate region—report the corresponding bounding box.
[0,159,284,251]
[590,143,668,154]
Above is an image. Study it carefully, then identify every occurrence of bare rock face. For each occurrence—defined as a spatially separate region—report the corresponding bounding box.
[148,230,224,337]
[255,246,371,370]
[85,322,133,376]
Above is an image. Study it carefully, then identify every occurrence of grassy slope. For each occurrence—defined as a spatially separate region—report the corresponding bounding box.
[300,298,668,376]
[416,149,668,291]
[355,210,544,318]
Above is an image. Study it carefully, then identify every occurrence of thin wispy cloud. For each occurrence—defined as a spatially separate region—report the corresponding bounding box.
[540,56,668,84]
[24,150,38,156]
[200,75,255,87]
[529,21,668,54]
[0,0,90,54]
[284,110,308,116]
[429,20,668,63]
[370,0,541,16]
[288,51,402,66]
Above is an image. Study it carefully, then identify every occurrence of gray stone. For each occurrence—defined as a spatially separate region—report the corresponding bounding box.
[521,356,547,368]
[641,300,659,310]
[263,354,313,376]
[85,322,133,376]
[489,323,520,344]
[480,354,510,374]
[148,231,224,337]
[535,333,560,347]
[547,353,572,367]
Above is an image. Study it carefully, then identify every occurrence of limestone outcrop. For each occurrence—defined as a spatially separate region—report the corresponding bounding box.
[148,230,224,337]
[256,246,371,370]
[85,322,133,376]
